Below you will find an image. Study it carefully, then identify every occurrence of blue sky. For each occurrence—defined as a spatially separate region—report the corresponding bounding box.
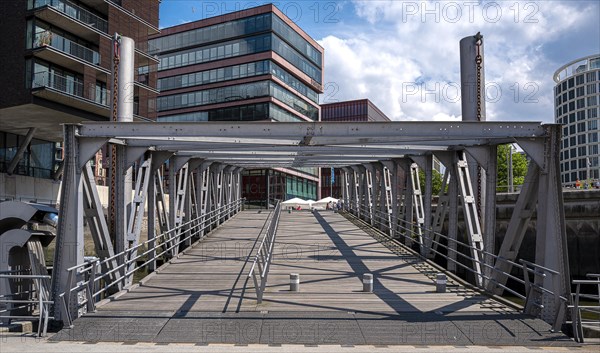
[159,1,600,122]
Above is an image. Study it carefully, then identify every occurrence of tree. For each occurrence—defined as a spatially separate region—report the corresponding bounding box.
[417,168,444,196]
[496,144,528,192]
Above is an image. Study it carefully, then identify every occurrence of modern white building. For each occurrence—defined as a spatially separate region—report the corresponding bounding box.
[554,54,600,186]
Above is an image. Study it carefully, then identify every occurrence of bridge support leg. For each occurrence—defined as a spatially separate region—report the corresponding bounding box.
[52,125,85,322]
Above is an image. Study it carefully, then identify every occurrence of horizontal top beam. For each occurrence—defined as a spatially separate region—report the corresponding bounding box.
[71,122,552,169]
[76,121,549,142]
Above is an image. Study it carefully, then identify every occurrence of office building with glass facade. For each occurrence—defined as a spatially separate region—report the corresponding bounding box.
[0,0,160,189]
[320,99,391,198]
[554,55,600,186]
[150,4,324,203]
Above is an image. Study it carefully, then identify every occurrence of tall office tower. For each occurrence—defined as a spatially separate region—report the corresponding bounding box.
[151,4,324,204]
[554,55,600,186]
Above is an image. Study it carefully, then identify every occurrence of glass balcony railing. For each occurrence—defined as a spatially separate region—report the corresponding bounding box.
[32,71,110,107]
[34,31,101,65]
[32,0,108,33]
[32,70,85,98]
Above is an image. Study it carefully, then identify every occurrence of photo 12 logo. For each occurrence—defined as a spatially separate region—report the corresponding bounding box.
[397,1,540,24]
[198,2,340,23]
[401,81,539,104]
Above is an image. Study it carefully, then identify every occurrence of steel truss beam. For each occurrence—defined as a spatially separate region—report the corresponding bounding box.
[147,152,172,271]
[82,163,120,289]
[455,151,485,287]
[124,153,152,285]
[411,155,433,256]
[381,161,399,237]
[363,164,375,225]
[168,158,190,256]
[491,126,570,326]
[7,127,36,175]
[409,162,426,251]
[54,121,567,328]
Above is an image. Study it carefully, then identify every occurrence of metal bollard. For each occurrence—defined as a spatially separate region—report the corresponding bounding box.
[436,273,447,293]
[363,273,373,292]
[290,273,300,291]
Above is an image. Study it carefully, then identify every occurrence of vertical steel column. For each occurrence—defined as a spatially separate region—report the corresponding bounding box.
[184,159,204,247]
[341,168,350,211]
[51,125,84,322]
[197,161,213,237]
[466,146,498,286]
[111,144,131,277]
[350,166,361,217]
[147,152,172,271]
[409,162,425,251]
[364,164,375,225]
[223,166,235,221]
[455,151,485,286]
[411,155,434,255]
[398,159,413,246]
[381,161,398,237]
[375,163,388,232]
[534,125,571,325]
[435,152,459,273]
[123,153,152,285]
[430,169,450,258]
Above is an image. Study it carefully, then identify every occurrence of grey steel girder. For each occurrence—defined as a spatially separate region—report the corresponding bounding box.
[52,125,85,322]
[81,163,120,289]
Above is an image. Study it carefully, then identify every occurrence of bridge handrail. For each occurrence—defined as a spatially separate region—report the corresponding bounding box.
[58,198,244,327]
[248,200,282,304]
[0,274,53,337]
[347,203,567,327]
[570,274,600,343]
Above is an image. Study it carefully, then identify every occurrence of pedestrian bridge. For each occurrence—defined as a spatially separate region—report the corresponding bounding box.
[2,121,597,346]
[50,209,572,345]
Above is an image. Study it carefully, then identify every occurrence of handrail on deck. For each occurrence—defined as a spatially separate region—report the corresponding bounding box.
[0,274,53,337]
[248,200,282,303]
[58,199,244,327]
[570,274,600,343]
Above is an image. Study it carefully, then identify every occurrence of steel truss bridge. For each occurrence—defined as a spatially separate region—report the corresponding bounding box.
[36,121,585,342]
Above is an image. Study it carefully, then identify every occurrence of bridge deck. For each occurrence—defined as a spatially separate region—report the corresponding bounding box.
[51,210,575,346]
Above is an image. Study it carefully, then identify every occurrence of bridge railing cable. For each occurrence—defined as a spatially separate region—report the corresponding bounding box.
[347,203,568,329]
[248,200,282,303]
[58,198,244,327]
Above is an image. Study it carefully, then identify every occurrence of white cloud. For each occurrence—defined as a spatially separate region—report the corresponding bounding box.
[318,0,599,122]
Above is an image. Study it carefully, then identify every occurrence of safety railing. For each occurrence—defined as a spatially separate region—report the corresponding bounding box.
[571,274,600,343]
[58,198,244,327]
[248,200,282,303]
[32,0,109,33]
[34,31,101,65]
[0,274,53,337]
[346,203,567,329]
